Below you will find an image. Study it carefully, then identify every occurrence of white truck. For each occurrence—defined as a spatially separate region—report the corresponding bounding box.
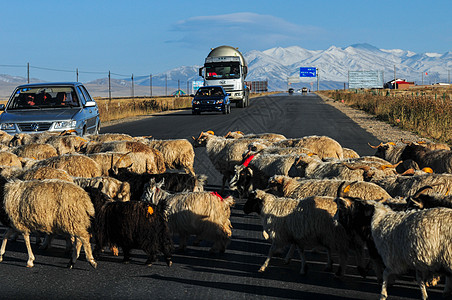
[198,45,250,108]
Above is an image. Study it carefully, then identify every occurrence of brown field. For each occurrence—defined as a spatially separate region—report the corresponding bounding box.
[318,87,452,145]
[96,92,279,123]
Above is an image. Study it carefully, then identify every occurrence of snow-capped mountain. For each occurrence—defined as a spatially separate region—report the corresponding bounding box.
[137,43,450,91]
[1,44,450,94]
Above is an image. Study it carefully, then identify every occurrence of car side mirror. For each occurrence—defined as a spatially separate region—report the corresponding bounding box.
[85,101,96,107]
[190,94,195,97]
[227,93,231,96]
[0,104,5,111]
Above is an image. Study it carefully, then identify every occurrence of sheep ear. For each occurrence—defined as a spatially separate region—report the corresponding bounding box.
[157,178,165,189]
[343,184,351,194]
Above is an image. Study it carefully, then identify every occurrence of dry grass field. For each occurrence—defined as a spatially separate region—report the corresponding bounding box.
[318,86,452,145]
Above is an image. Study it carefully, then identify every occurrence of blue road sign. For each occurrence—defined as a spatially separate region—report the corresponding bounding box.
[300,67,316,77]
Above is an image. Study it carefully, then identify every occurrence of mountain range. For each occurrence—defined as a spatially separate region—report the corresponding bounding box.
[0,43,451,96]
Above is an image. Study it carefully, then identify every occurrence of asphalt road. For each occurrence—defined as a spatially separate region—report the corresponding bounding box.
[0,93,445,300]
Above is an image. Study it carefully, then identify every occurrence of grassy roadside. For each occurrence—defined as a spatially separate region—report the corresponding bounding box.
[317,88,451,145]
[96,92,280,123]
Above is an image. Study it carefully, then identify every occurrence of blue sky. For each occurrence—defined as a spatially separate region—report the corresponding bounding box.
[0,0,450,82]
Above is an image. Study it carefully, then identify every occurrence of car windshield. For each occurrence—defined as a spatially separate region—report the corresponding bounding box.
[7,86,80,110]
[196,87,225,97]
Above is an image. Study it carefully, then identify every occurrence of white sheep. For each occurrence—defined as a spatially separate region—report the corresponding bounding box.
[335,197,452,299]
[244,189,351,276]
[141,179,234,253]
[0,178,97,269]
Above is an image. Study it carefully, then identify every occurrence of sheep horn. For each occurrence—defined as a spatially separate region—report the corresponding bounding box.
[400,168,415,176]
[206,131,214,135]
[343,163,371,171]
[401,138,412,144]
[114,152,132,169]
[412,186,433,199]
[368,142,383,149]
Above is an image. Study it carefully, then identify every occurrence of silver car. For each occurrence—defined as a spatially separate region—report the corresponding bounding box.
[0,82,100,136]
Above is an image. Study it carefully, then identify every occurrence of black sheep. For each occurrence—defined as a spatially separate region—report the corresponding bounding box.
[94,199,173,266]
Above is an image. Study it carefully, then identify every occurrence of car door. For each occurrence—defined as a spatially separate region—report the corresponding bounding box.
[76,85,99,134]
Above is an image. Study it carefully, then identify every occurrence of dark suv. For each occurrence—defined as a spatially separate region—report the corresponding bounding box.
[192,86,231,115]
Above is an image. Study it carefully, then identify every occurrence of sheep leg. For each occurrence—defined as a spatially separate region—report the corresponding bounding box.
[324,248,333,272]
[23,233,35,268]
[65,235,74,255]
[444,275,452,298]
[78,234,97,269]
[39,234,53,250]
[415,270,428,300]
[74,237,82,260]
[284,244,296,264]
[297,246,308,275]
[177,234,188,252]
[259,243,278,272]
[380,268,393,300]
[335,249,349,277]
[0,228,15,263]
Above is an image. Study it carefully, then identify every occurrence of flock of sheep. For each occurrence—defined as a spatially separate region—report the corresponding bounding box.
[0,129,451,299]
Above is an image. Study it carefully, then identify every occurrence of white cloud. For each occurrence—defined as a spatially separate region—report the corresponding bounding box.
[167,12,326,50]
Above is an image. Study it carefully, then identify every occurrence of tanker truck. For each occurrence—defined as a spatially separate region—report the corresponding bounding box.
[198,45,249,108]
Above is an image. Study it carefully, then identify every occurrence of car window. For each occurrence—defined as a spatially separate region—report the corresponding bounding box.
[7,86,79,109]
[80,85,93,102]
[76,86,87,105]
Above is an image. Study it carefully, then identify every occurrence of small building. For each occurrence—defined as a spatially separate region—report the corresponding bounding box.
[384,79,415,90]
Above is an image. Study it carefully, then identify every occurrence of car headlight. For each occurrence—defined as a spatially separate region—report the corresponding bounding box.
[192,100,200,105]
[216,100,224,104]
[0,123,15,130]
[54,120,77,129]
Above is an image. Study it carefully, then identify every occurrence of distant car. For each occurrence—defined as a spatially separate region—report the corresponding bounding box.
[192,86,231,115]
[288,88,294,94]
[302,87,308,94]
[0,82,100,136]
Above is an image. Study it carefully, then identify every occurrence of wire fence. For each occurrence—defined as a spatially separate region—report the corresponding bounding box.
[0,63,196,100]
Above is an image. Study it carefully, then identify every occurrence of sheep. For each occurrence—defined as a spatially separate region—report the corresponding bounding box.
[0,178,97,269]
[83,144,166,175]
[273,135,344,159]
[229,153,303,198]
[110,165,207,200]
[45,135,89,155]
[20,166,74,182]
[224,131,287,142]
[243,189,352,276]
[93,196,173,266]
[32,153,103,178]
[267,176,392,201]
[141,179,234,253]
[11,143,58,160]
[342,148,360,159]
[0,130,13,146]
[192,131,272,193]
[334,195,452,300]
[73,176,131,202]
[81,140,156,155]
[140,138,196,175]
[295,155,399,181]
[400,142,452,174]
[372,173,452,198]
[0,151,22,168]
[88,133,135,143]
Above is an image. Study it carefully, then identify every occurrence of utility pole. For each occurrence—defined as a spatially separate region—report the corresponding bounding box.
[165,74,167,96]
[108,71,111,101]
[131,74,134,100]
[150,74,152,97]
[316,68,319,91]
[27,63,30,83]
[394,65,396,89]
[76,68,79,82]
